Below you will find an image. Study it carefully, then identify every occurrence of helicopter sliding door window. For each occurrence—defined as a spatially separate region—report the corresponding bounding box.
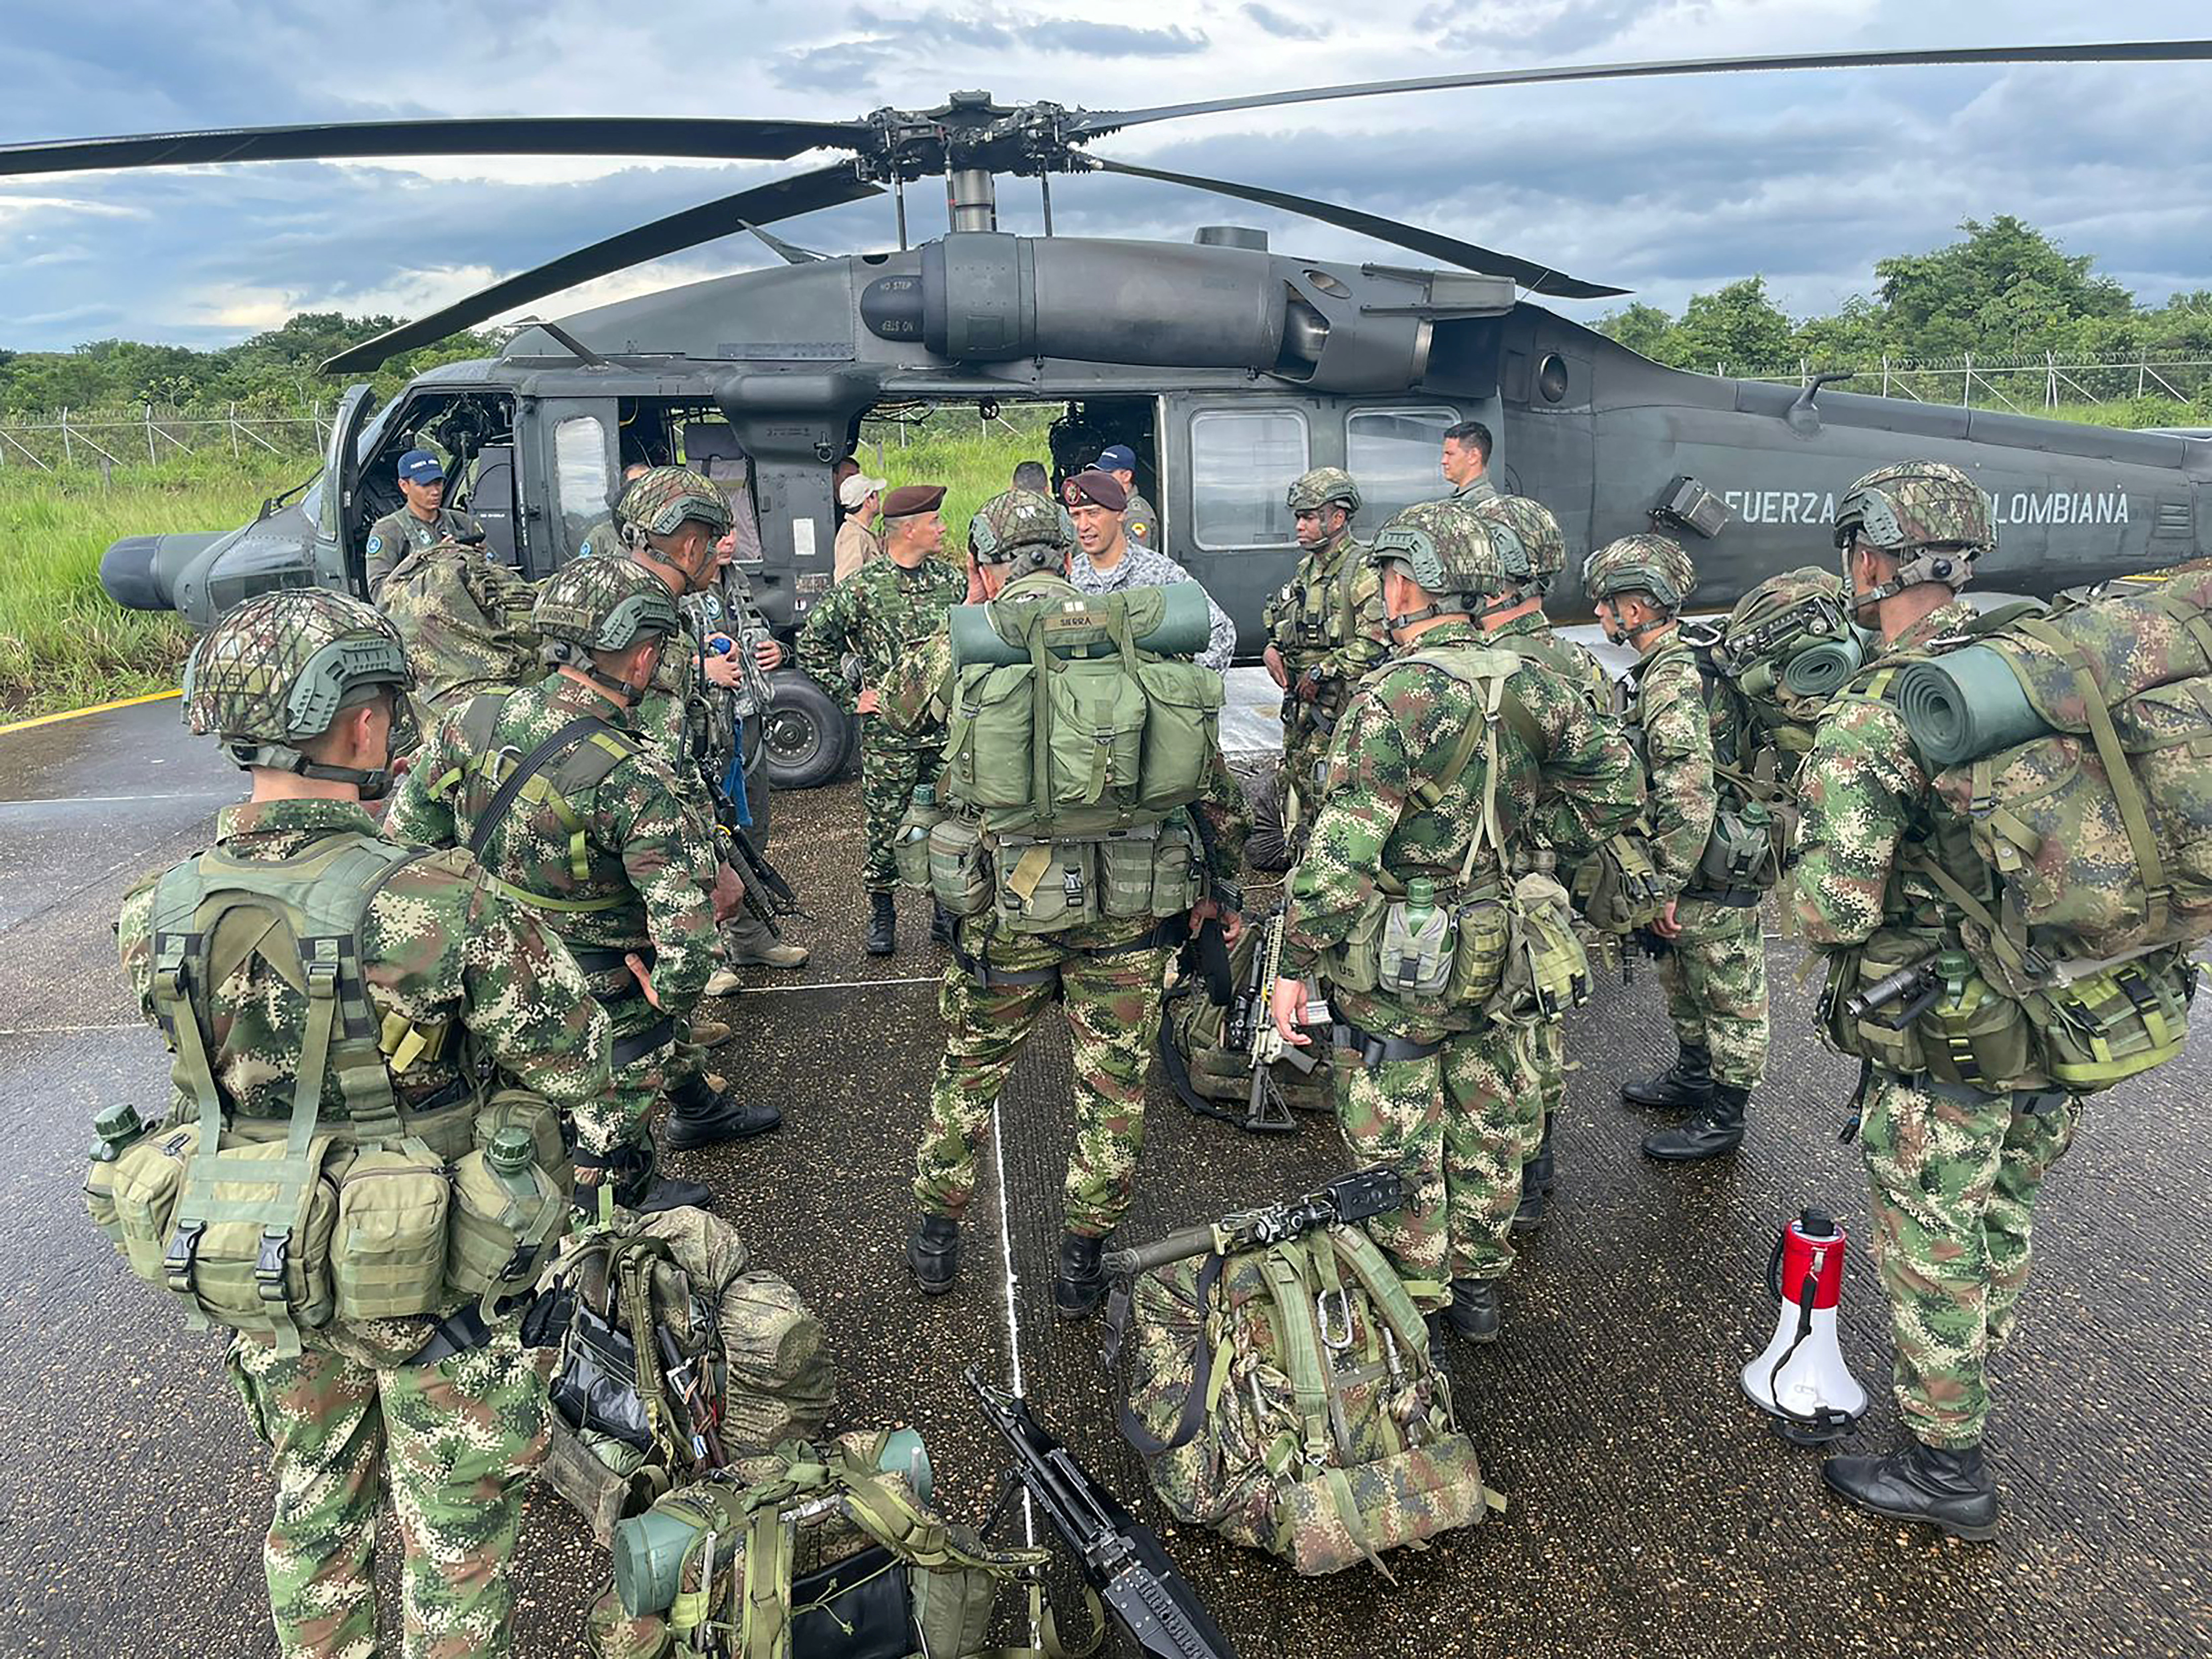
[1190,409,1308,549]
[552,413,615,565]
[1348,406,1461,523]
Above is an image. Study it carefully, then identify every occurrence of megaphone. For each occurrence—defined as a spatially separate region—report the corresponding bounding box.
[1742,1207,1869,1446]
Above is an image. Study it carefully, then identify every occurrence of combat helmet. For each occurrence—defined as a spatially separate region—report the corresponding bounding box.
[181,589,417,795]
[1832,460,1991,604]
[1716,566,1862,728]
[1285,467,1361,516]
[1367,499,1506,627]
[968,487,1070,574]
[616,465,733,544]
[535,557,682,703]
[1469,494,1568,594]
[1582,534,1696,615]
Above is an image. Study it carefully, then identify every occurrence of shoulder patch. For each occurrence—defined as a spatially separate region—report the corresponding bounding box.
[578,540,591,557]
[365,534,382,556]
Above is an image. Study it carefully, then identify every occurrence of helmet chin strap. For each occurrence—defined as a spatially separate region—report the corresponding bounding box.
[297,757,396,800]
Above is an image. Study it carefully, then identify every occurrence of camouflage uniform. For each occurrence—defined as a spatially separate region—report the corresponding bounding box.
[375,538,541,715]
[887,549,1250,1240]
[1262,469,1389,830]
[365,504,482,601]
[1792,595,2076,1451]
[1282,509,1641,1310]
[796,550,967,894]
[115,590,609,1659]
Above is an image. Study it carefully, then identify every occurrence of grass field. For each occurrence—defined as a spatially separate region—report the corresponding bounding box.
[0,451,312,719]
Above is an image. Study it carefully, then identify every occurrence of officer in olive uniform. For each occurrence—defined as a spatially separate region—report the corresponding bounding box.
[797,482,968,955]
[365,449,482,601]
[1271,500,1642,1346]
[1262,467,1389,850]
[1585,536,1769,1163]
[1439,420,1498,508]
[388,557,779,1214]
[113,589,610,1658]
[1094,444,1159,549]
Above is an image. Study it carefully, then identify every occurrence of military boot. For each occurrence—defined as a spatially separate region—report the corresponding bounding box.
[1512,1116,1557,1234]
[866,891,897,956]
[908,1214,960,1295]
[1822,1439,1999,1541]
[1642,1081,1747,1161]
[722,913,808,971]
[664,1075,783,1151]
[585,1144,713,1217]
[1054,1231,1110,1320]
[1445,1277,1501,1342]
[930,902,956,947]
[1621,1042,1714,1110]
[1425,1313,1448,1372]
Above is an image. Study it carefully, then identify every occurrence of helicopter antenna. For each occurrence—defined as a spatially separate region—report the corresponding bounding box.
[1039,173,1054,236]
[893,172,908,250]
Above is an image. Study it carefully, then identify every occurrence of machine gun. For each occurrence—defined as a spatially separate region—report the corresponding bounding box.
[967,1371,1235,1659]
[1103,1166,1407,1279]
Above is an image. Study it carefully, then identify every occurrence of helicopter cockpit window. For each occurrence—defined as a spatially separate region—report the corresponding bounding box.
[1347,406,1462,522]
[554,414,614,552]
[1191,409,1307,549]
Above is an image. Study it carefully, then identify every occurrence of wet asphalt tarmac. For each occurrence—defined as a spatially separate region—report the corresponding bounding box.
[2,686,2207,1658]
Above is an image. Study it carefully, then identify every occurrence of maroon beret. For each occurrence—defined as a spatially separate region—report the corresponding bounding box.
[1062,469,1127,512]
[882,483,947,519]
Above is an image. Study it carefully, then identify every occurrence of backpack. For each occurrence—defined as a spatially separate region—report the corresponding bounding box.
[87,833,569,1355]
[932,576,1223,935]
[534,1207,838,1544]
[378,538,544,712]
[1157,909,1331,1130]
[588,1431,1058,1659]
[1111,1216,1499,1576]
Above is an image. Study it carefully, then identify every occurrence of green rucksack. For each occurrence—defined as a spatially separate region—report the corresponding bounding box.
[932,575,1222,935]
[88,833,569,1355]
[1112,1212,1500,1576]
[1821,568,2212,1092]
[378,538,544,714]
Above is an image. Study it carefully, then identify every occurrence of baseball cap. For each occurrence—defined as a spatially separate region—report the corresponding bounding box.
[839,473,887,511]
[397,449,445,485]
[1093,444,1138,474]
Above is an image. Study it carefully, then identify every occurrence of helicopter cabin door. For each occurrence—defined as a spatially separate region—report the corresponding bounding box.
[320,384,376,597]
[527,397,620,578]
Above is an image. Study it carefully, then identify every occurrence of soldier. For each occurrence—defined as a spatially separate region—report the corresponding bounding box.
[1063,468,1237,675]
[1791,462,2116,1537]
[1269,500,1641,1345]
[1585,534,1769,1163]
[797,481,968,956]
[114,589,611,1658]
[834,470,886,584]
[1468,492,1621,1230]
[387,556,779,1215]
[892,489,1250,1317]
[1439,419,1497,507]
[1092,443,1158,548]
[364,448,482,601]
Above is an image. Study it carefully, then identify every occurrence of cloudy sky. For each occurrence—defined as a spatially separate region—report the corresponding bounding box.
[2,0,2207,352]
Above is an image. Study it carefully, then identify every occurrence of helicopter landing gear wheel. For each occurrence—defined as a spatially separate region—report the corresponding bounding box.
[763,669,855,791]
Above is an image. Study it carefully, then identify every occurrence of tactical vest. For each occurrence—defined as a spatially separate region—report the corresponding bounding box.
[432,690,644,920]
[1263,535,1369,718]
[926,574,1221,935]
[87,832,567,1352]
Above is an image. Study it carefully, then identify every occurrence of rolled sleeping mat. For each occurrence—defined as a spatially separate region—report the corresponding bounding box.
[1893,644,2053,767]
[1778,636,1864,703]
[950,580,1212,667]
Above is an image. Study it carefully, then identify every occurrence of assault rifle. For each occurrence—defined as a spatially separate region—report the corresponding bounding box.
[1103,1165,1407,1278]
[709,752,806,939]
[1229,908,1320,1133]
[967,1372,1235,1659]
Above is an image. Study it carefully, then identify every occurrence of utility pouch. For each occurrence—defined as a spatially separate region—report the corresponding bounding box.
[2030,953,2195,1092]
[1820,931,1937,1074]
[1149,815,1203,916]
[331,1144,452,1323]
[1135,660,1224,810]
[1097,825,1162,919]
[893,792,946,894]
[1378,896,1454,997]
[1444,894,1511,1008]
[1572,831,1666,934]
[1046,659,1147,813]
[1491,872,1592,1024]
[994,837,1096,933]
[1911,957,2038,1090]
[1696,801,1781,895]
[474,1088,571,1189]
[107,1121,203,1280]
[163,1132,343,1338]
[448,1141,567,1303]
[945,664,1033,812]
[927,818,994,917]
[1324,896,1389,995]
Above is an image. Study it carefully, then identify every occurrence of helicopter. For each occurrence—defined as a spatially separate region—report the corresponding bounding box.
[11,38,2210,788]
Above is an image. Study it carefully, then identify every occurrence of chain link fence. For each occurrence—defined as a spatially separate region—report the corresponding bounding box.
[0,403,331,473]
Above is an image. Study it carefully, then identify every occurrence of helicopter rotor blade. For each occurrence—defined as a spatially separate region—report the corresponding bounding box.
[1070,39,2212,136]
[1083,155,1624,300]
[0,116,873,177]
[320,164,879,373]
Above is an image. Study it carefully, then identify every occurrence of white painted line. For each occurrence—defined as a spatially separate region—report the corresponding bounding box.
[734,973,940,995]
[0,1021,141,1037]
[987,1101,1037,1556]
[0,792,236,808]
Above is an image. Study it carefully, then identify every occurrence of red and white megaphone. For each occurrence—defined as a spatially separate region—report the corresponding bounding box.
[1742,1207,1869,1445]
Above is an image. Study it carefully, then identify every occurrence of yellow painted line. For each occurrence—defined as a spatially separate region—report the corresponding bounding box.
[0,687,180,736]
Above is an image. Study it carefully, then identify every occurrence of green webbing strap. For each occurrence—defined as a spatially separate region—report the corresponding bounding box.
[1326,1228,1437,1388]
[486,876,629,914]
[2015,616,2170,939]
[740,1500,793,1659]
[1257,1248,1334,1469]
[1402,655,1487,813]
[615,1240,676,1464]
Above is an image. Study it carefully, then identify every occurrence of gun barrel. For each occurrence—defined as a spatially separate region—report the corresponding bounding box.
[1103,1224,1218,1278]
[1844,956,1937,1019]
